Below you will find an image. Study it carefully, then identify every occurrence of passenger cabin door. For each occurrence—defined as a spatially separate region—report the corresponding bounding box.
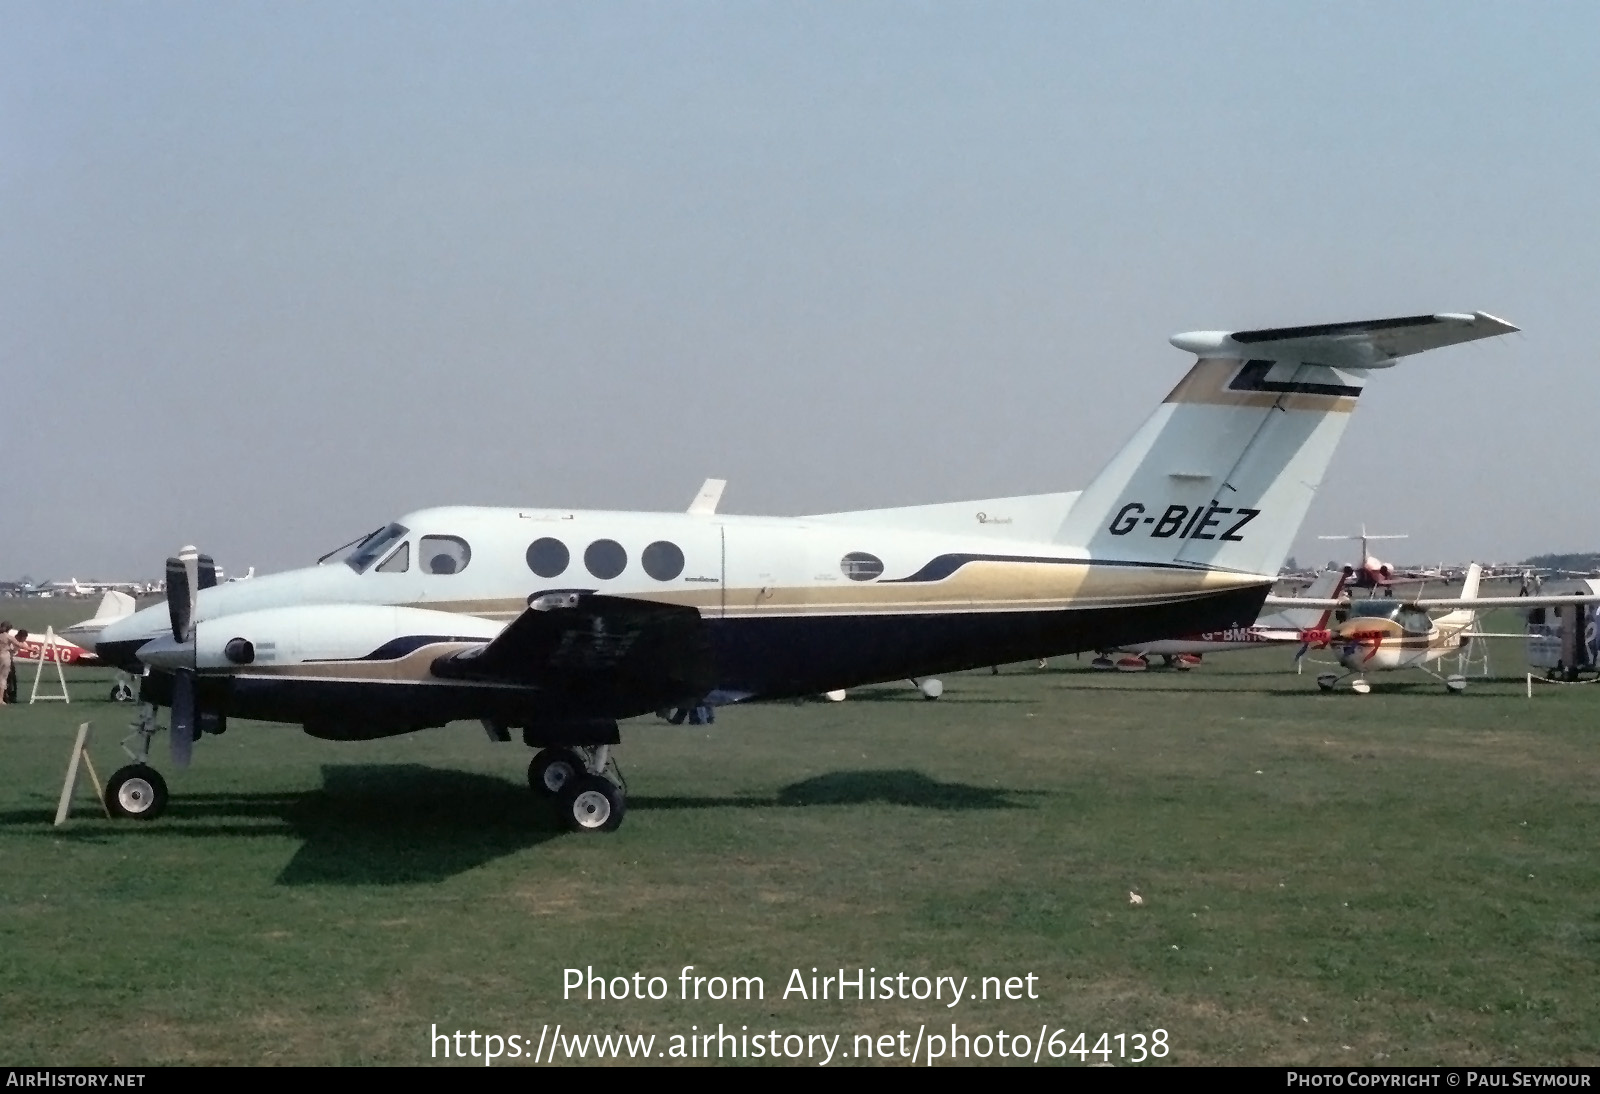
[721,522,812,619]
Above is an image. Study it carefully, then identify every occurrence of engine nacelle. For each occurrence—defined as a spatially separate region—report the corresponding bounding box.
[188,604,504,670]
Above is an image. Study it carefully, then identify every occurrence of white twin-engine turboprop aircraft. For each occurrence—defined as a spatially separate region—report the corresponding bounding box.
[95,311,1518,832]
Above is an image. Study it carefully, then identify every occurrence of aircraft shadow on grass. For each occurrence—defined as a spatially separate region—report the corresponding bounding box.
[5,766,1030,886]
[634,769,1037,812]
[273,765,567,886]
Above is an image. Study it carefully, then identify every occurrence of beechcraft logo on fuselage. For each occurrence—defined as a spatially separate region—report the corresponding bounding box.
[1107,503,1259,541]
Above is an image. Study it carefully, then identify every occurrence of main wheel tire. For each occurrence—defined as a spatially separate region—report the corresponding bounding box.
[105,764,168,820]
[528,748,585,798]
[558,774,626,833]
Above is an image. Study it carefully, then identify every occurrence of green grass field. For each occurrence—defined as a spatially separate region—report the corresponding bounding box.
[1,595,1597,1066]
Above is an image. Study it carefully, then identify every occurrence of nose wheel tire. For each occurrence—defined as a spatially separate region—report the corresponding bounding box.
[528,748,585,798]
[109,681,136,702]
[558,774,626,833]
[105,764,168,820]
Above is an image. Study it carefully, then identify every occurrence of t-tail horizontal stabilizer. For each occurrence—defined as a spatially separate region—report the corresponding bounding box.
[1055,312,1517,577]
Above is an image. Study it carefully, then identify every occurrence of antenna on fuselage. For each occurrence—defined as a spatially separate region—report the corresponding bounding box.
[687,478,727,516]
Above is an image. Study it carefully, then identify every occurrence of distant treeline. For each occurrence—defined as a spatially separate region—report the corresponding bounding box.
[1525,552,1600,572]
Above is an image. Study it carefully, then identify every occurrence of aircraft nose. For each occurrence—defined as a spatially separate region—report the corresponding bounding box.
[94,635,151,672]
[95,614,161,672]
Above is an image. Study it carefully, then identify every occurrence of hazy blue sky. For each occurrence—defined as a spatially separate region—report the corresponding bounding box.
[4,3,1595,580]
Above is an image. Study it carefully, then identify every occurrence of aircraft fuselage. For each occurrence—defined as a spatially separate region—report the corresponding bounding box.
[99,504,1271,733]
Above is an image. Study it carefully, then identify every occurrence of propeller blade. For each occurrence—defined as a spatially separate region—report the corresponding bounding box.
[165,545,205,643]
[180,547,200,616]
[165,557,192,643]
[170,669,196,769]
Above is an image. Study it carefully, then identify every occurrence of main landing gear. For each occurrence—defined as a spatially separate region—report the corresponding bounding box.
[527,740,627,833]
[1317,672,1372,694]
[1317,669,1466,695]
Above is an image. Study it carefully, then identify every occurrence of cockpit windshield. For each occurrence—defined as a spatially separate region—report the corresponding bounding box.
[325,523,410,573]
[1348,601,1401,621]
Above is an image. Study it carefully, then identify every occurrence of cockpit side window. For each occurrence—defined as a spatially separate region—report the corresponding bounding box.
[375,542,410,573]
[420,535,471,575]
[344,524,409,573]
[1399,610,1433,635]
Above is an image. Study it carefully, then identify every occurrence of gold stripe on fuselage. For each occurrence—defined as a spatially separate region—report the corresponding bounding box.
[417,559,1267,620]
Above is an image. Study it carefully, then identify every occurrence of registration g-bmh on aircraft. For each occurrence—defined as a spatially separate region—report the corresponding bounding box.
[1096,566,1351,671]
[95,311,1518,832]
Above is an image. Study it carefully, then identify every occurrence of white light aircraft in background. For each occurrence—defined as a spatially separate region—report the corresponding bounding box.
[94,311,1518,831]
[1269,564,1600,693]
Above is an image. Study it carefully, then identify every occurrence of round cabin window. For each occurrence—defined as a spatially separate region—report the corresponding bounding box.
[526,538,570,579]
[841,551,884,581]
[642,540,685,581]
[584,539,628,580]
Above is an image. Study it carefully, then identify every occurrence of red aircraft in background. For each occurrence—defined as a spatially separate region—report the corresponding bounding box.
[1319,526,1409,590]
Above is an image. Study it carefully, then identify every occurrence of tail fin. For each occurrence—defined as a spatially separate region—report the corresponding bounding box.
[1269,568,1350,630]
[91,589,136,622]
[1458,562,1483,602]
[1055,312,1517,575]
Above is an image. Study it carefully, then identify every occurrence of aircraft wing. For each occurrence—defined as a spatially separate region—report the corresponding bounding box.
[1262,596,1346,610]
[431,592,715,716]
[1174,312,1518,369]
[1408,594,1600,609]
[1263,594,1600,611]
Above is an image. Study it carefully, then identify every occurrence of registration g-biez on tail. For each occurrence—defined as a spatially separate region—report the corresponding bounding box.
[95,311,1518,831]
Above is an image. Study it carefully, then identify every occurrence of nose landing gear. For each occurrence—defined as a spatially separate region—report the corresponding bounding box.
[105,764,168,819]
[104,704,172,819]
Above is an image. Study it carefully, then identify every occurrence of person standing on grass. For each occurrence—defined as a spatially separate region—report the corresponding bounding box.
[0,623,19,706]
[5,630,26,705]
